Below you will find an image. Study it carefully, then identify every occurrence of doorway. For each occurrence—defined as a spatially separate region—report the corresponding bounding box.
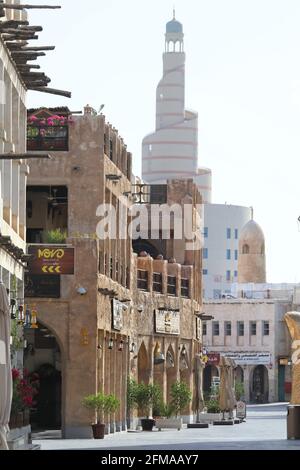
[251,365,269,403]
[24,323,62,431]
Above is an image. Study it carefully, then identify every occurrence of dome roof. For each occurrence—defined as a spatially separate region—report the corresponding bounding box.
[240,220,265,243]
[166,19,183,34]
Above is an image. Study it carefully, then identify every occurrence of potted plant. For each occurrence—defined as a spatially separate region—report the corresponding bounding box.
[45,228,67,244]
[235,381,245,401]
[9,369,39,429]
[82,393,120,439]
[199,397,223,423]
[133,382,161,431]
[156,381,191,431]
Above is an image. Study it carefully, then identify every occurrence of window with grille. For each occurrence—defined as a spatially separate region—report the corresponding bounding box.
[110,257,113,279]
[225,321,232,336]
[137,270,148,291]
[167,276,177,296]
[263,321,270,336]
[150,185,168,204]
[250,322,257,336]
[238,321,245,337]
[153,273,163,293]
[213,322,220,336]
[181,279,190,298]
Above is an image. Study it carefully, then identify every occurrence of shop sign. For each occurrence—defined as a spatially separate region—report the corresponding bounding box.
[236,401,247,420]
[207,353,221,366]
[25,274,60,299]
[155,310,180,336]
[223,352,271,365]
[28,245,74,275]
[112,299,123,331]
[196,317,201,340]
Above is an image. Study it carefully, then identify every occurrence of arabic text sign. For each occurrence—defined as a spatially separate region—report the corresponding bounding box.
[155,310,180,336]
[29,246,75,275]
[112,299,123,331]
[223,352,271,365]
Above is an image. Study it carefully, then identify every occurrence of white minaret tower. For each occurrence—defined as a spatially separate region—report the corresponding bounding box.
[142,13,206,189]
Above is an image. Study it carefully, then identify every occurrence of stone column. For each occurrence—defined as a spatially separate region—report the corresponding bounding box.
[19,164,29,241]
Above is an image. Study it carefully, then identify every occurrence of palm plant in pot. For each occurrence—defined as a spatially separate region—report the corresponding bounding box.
[82,393,120,439]
[134,382,161,431]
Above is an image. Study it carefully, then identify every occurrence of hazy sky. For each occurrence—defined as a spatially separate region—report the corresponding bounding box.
[27,0,300,283]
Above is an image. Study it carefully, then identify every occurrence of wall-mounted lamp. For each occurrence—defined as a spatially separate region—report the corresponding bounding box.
[77,286,88,296]
[31,306,39,330]
[130,343,136,354]
[18,306,24,325]
[137,305,144,313]
[108,338,114,350]
[10,299,16,320]
[118,340,124,352]
[154,342,165,365]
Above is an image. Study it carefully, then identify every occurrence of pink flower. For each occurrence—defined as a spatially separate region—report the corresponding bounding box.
[28,115,38,122]
[12,368,20,380]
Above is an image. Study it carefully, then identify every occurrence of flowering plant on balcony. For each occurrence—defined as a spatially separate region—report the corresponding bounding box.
[27,114,74,126]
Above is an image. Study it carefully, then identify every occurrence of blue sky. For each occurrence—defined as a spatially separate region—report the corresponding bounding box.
[27,0,300,283]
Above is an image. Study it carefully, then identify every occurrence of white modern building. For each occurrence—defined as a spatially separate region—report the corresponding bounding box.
[142,14,252,298]
[203,204,252,299]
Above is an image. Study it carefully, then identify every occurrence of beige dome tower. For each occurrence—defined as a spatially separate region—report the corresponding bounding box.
[238,219,266,283]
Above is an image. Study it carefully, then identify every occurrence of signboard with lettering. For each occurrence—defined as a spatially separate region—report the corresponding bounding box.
[155,310,180,336]
[207,353,221,366]
[196,317,201,340]
[236,401,247,420]
[112,299,123,331]
[28,246,75,275]
[25,274,61,299]
[222,352,272,366]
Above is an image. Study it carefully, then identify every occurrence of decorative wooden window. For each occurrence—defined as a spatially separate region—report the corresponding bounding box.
[167,276,177,296]
[153,273,163,293]
[137,270,148,291]
[181,279,190,298]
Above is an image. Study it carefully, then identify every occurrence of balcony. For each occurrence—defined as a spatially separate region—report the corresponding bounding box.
[27,125,69,152]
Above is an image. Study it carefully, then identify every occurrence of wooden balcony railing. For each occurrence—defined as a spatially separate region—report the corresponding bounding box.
[27,125,69,151]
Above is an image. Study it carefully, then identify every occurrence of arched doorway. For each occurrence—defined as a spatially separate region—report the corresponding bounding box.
[235,366,244,384]
[251,365,269,403]
[24,322,62,431]
[203,365,219,395]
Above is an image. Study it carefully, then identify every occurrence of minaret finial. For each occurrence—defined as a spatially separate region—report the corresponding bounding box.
[250,207,254,220]
[173,6,176,20]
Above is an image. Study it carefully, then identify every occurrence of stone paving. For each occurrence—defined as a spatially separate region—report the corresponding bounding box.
[34,404,300,451]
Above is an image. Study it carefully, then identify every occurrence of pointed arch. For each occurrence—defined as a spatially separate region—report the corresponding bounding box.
[138,342,149,385]
[242,244,250,255]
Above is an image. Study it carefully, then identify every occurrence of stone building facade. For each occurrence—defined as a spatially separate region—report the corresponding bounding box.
[203,299,292,403]
[0,2,28,350]
[25,107,203,438]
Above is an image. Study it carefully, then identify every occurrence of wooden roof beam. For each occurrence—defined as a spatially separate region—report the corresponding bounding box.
[29,87,71,98]
[0,153,52,160]
[0,20,29,28]
[0,4,61,10]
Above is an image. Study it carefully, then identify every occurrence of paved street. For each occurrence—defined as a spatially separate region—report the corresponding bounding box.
[34,404,300,451]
